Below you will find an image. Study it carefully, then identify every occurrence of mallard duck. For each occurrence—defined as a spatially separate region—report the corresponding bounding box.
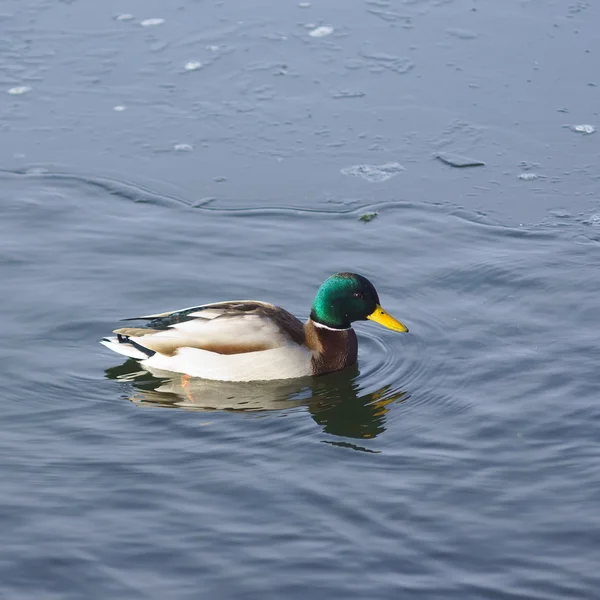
[100,272,408,382]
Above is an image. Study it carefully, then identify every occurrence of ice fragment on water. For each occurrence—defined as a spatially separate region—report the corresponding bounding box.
[332,90,366,99]
[184,61,202,71]
[445,28,477,39]
[341,162,405,183]
[140,18,165,27]
[435,152,484,168]
[586,214,600,226]
[571,124,595,134]
[7,86,31,95]
[113,105,126,112]
[518,173,539,181]
[309,26,334,37]
[174,144,193,152]
[115,14,134,21]
[359,51,415,74]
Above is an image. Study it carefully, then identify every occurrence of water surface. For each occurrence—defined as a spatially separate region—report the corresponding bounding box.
[2,1,600,598]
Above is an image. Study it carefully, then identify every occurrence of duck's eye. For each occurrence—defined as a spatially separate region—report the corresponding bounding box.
[352,292,364,299]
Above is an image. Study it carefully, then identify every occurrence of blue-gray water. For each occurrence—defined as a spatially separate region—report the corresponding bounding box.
[2,1,600,598]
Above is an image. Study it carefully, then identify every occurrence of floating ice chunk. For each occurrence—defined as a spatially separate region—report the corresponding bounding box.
[435,152,484,168]
[174,143,193,152]
[309,25,333,38]
[115,14,134,22]
[341,162,405,183]
[184,61,202,71]
[113,105,126,112]
[445,28,477,39]
[140,18,165,27]
[332,90,366,99]
[571,124,595,134]
[7,86,31,95]
[586,214,600,226]
[518,173,539,181]
[299,2,311,7]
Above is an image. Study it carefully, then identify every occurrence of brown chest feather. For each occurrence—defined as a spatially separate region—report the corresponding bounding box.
[304,320,358,376]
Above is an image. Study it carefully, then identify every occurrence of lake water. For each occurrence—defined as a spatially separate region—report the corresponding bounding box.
[2,0,600,598]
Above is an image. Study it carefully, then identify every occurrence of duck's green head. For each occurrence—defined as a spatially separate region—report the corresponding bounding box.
[310,272,408,332]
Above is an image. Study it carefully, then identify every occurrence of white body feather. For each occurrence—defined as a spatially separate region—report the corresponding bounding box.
[142,343,312,382]
[101,300,313,382]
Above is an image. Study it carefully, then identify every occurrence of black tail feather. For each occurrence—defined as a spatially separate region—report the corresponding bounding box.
[116,334,156,358]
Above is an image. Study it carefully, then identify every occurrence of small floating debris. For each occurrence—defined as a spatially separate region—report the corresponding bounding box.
[7,86,31,95]
[184,61,203,72]
[341,162,405,183]
[214,176,227,183]
[359,211,379,223]
[570,124,595,135]
[206,45,220,52]
[140,18,165,27]
[332,90,366,99]
[173,143,193,152]
[115,14,134,22]
[309,25,334,38]
[518,172,539,181]
[445,28,477,40]
[113,105,126,112]
[298,2,311,7]
[435,152,485,168]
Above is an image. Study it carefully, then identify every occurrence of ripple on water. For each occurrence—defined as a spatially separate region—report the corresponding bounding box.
[2,162,600,600]
[2,167,598,448]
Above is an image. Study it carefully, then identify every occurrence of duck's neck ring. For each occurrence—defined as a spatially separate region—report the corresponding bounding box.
[311,319,352,332]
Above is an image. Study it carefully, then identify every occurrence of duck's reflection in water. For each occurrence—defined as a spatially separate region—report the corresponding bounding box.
[106,361,408,440]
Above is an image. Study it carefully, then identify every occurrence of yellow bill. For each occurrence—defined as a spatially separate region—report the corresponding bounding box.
[366,304,409,333]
